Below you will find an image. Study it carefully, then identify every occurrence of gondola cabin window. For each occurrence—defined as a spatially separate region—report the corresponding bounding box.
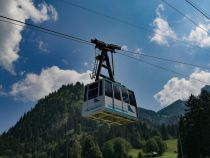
[99,80,103,96]
[88,82,99,100]
[128,90,137,107]
[122,88,129,103]
[113,84,121,100]
[105,80,113,98]
[84,86,87,101]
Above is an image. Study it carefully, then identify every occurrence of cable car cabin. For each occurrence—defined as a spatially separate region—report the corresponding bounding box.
[82,78,138,125]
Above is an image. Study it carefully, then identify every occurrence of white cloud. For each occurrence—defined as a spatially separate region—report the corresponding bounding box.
[47,4,58,21]
[156,3,164,17]
[133,48,142,58]
[150,4,176,46]
[20,71,26,77]
[121,45,128,51]
[174,63,186,70]
[38,40,49,53]
[84,62,89,66]
[0,85,7,96]
[154,70,210,106]
[62,59,69,65]
[184,23,210,47]
[10,66,91,101]
[0,0,58,74]
[135,48,141,54]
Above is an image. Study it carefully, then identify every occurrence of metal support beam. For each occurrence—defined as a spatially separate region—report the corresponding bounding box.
[91,38,121,81]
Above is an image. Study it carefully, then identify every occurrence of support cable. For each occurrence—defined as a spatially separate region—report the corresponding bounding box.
[53,0,164,38]
[0,15,93,46]
[0,14,209,84]
[117,51,209,85]
[121,49,210,71]
[161,0,209,34]
[185,0,210,20]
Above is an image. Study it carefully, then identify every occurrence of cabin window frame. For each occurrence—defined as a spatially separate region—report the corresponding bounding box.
[128,90,137,107]
[122,88,129,104]
[105,80,113,98]
[99,80,103,96]
[113,84,121,101]
[88,81,99,100]
[84,86,87,101]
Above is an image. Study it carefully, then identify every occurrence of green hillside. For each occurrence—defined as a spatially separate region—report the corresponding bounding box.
[129,139,177,158]
[139,99,186,125]
[0,83,178,158]
[159,139,177,158]
[157,100,186,117]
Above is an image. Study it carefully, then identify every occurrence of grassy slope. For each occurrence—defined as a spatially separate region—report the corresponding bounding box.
[129,139,177,158]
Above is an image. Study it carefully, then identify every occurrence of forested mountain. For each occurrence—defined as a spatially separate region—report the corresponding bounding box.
[157,100,186,117]
[178,90,210,157]
[0,83,177,158]
[138,99,186,125]
[137,107,162,124]
[201,85,210,92]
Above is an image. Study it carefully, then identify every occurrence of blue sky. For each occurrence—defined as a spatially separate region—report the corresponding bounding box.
[1,0,210,133]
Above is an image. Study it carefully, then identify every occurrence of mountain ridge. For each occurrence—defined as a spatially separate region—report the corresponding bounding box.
[0,82,178,157]
[202,85,210,92]
[138,99,186,124]
[157,99,186,116]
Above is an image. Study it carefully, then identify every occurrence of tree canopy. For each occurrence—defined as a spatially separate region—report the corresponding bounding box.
[178,90,210,158]
[0,82,175,157]
[102,137,130,158]
[143,136,167,156]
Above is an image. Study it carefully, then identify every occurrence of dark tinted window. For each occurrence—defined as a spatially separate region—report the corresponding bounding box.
[128,90,137,107]
[88,82,98,100]
[122,88,129,103]
[105,81,113,98]
[113,84,121,100]
[99,80,103,96]
[89,82,98,90]
[84,86,87,101]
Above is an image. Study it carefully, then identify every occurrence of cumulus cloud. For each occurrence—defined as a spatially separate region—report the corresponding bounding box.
[83,62,89,66]
[174,63,186,70]
[135,48,141,54]
[38,40,49,53]
[150,4,176,45]
[0,85,7,96]
[184,23,210,47]
[20,71,26,77]
[0,0,58,74]
[10,66,91,101]
[47,4,58,21]
[156,3,164,17]
[154,70,210,106]
[121,45,128,51]
[132,48,142,58]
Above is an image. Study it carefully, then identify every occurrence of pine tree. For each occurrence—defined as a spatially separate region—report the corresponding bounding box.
[143,138,159,154]
[153,136,167,155]
[81,135,102,158]
[179,92,210,157]
[160,124,169,140]
[102,140,115,158]
[199,90,210,157]
[70,137,81,158]
[177,116,184,158]
[102,137,130,158]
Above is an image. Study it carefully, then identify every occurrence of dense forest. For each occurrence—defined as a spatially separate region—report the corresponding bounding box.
[178,90,210,158]
[0,83,177,158]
